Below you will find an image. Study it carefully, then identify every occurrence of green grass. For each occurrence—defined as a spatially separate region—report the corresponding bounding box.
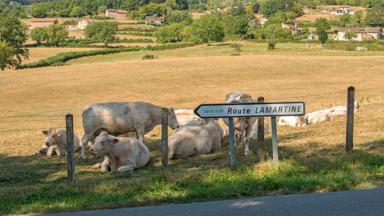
[1,136,383,215]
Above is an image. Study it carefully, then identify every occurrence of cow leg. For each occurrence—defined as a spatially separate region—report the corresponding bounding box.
[100,156,111,173]
[244,137,250,156]
[135,126,145,143]
[55,147,66,157]
[81,134,91,159]
[47,146,56,156]
[38,145,48,155]
[117,160,136,173]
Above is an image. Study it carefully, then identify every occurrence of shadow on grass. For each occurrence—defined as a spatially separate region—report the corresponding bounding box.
[1,138,383,215]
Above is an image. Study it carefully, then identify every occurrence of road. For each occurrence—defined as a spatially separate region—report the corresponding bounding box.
[42,187,384,216]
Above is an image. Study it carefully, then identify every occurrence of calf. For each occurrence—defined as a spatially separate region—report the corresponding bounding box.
[39,128,80,156]
[304,109,333,125]
[168,119,223,159]
[278,116,305,127]
[329,101,360,118]
[175,109,202,127]
[90,131,150,173]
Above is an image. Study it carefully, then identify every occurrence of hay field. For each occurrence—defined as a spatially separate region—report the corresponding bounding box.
[1,50,384,214]
[24,47,101,64]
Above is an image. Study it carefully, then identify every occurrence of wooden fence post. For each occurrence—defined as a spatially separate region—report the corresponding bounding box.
[346,86,355,153]
[257,96,265,162]
[65,114,75,185]
[228,117,236,169]
[271,116,279,163]
[161,108,169,174]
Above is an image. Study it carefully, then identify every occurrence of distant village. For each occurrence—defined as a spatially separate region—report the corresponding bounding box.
[27,5,383,42]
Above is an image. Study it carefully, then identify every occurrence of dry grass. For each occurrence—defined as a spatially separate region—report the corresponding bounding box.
[24,47,101,64]
[1,47,384,214]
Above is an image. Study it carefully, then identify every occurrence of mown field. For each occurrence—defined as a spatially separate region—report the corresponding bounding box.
[0,43,384,214]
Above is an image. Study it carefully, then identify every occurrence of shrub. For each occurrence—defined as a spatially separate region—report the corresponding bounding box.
[142,54,157,60]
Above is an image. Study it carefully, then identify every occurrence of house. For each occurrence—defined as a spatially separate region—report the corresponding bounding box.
[29,18,58,29]
[145,16,163,25]
[105,9,127,19]
[330,7,355,16]
[282,23,301,35]
[334,27,383,41]
[77,19,92,30]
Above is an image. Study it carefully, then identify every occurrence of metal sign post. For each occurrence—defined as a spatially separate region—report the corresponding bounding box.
[194,102,305,167]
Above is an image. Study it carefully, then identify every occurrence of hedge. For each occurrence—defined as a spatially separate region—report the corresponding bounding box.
[18,43,196,69]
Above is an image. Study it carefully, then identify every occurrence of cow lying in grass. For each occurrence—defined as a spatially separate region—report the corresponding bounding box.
[38,128,80,156]
[81,102,179,159]
[168,119,223,159]
[90,131,150,173]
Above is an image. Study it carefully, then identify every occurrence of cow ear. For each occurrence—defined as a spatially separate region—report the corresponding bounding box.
[169,107,174,112]
[57,130,65,137]
[42,130,49,135]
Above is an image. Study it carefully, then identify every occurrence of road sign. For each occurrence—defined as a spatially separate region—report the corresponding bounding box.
[194,102,305,118]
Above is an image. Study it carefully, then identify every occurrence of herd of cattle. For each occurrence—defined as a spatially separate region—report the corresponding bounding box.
[38,92,359,173]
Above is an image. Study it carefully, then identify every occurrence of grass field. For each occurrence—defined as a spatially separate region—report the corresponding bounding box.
[24,47,101,64]
[0,43,384,214]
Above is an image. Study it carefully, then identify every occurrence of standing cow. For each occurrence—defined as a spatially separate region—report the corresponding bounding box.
[81,102,179,159]
[224,92,258,156]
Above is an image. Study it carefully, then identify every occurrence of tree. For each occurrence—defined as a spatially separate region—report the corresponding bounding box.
[156,22,186,43]
[339,14,352,27]
[263,24,292,49]
[315,18,330,46]
[0,13,28,70]
[138,3,168,19]
[191,14,225,43]
[345,31,357,42]
[46,24,68,46]
[97,6,107,15]
[85,21,118,47]
[365,5,384,27]
[70,6,86,17]
[31,27,48,44]
[0,41,16,70]
[222,15,250,39]
[164,10,192,24]
[31,4,48,18]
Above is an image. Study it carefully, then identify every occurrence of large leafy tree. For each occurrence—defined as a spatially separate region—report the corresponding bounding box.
[31,27,49,44]
[85,21,118,47]
[46,24,69,46]
[365,3,384,27]
[0,13,28,70]
[315,18,331,46]
[191,14,224,43]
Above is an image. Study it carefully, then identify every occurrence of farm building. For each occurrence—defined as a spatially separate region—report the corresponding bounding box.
[145,16,163,25]
[29,18,58,29]
[334,27,383,41]
[330,7,355,15]
[282,23,301,35]
[77,20,92,30]
[105,9,127,19]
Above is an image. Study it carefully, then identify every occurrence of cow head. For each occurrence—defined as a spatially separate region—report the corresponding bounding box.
[91,131,118,156]
[42,128,64,146]
[167,107,180,129]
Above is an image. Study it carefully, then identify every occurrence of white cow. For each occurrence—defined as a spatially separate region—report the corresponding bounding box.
[329,101,360,118]
[81,102,179,159]
[39,128,80,156]
[278,116,305,127]
[168,119,223,159]
[224,92,257,156]
[304,109,334,125]
[90,131,150,173]
[175,109,203,128]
